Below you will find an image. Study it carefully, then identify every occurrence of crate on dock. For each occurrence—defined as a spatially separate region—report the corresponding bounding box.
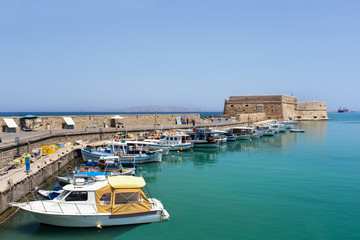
[56,142,64,148]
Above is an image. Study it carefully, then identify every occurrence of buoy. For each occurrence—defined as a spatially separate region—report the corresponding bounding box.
[177,151,180,153]
[97,224,102,229]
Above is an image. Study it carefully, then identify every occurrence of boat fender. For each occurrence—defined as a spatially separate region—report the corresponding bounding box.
[97,224,102,229]
[101,193,109,200]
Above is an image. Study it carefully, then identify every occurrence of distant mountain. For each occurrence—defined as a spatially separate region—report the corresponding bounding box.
[106,105,216,112]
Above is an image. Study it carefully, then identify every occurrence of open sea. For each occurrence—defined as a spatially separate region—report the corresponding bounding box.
[0,112,359,240]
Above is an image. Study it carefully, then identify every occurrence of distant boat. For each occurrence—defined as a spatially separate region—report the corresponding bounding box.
[338,107,349,113]
[290,129,305,133]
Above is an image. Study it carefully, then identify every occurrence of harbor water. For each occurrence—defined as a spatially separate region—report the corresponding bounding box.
[0,113,359,240]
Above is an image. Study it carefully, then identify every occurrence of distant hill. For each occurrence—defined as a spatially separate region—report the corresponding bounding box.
[107,105,216,112]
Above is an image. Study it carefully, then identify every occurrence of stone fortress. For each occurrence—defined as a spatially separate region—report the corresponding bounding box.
[223,95,329,121]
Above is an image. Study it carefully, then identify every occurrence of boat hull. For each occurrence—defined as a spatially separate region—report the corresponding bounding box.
[149,143,191,151]
[81,149,161,164]
[236,135,250,140]
[192,141,220,148]
[29,210,163,227]
[226,136,236,141]
[250,134,260,140]
[263,132,275,136]
[290,129,305,133]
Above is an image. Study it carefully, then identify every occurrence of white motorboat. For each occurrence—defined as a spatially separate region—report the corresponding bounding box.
[232,127,251,140]
[10,176,169,227]
[144,133,192,151]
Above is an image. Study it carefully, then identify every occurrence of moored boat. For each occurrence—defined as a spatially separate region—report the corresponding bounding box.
[10,176,170,227]
[290,129,305,133]
[144,133,192,151]
[232,127,251,140]
[81,141,162,165]
[190,128,220,148]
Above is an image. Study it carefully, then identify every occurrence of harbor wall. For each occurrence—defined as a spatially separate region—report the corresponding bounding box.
[0,113,201,132]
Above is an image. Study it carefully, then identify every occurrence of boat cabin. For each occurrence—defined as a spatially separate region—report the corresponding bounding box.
[108,141,154,155]
[232,127,251,136]
[190,129,215,141]
[54,176,151,215]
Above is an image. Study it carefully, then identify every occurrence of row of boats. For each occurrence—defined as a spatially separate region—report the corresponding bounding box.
[80,120,303,165]
[9,120,304,228]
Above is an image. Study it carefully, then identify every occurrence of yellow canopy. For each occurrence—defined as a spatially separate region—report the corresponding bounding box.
[108,176,146,189]
[95,176,150,214]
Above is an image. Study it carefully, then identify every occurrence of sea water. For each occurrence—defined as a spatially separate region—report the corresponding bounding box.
[0,112,359,240]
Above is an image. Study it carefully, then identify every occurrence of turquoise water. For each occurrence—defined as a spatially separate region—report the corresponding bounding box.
[1,113,359,240]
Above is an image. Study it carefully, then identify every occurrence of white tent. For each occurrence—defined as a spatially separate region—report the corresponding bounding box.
[111,115,124,120]
[3,118,18,128]
[63,117,75,125]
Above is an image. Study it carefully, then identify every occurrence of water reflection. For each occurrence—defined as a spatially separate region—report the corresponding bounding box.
[137,162,162,184]
[191,150,218,166]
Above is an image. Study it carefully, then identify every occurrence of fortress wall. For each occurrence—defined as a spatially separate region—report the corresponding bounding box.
[228,95,283,103]
[1,114,201,132]
[282,103,297,120]
[296,101,329,120]
[224,95,328,121]
[236,113,266,123]
[224,95,298,119]
[297,101,327,111]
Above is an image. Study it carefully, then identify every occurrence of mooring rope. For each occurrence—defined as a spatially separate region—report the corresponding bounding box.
[0,207,21,225]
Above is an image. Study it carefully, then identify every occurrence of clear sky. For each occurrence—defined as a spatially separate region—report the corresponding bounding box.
[1,0,359,112]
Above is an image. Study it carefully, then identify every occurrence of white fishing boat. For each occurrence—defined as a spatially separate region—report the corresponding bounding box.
[232,127,251,140]
[250,130,261,139]
[10,176,170,227]
[144,133,192,151]
[81,141,162,165]
[223,129,236,141]
[211,130,229,143]
[263,129,276,136]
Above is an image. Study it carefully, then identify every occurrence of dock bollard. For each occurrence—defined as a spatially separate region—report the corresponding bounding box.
[25,156,31,172]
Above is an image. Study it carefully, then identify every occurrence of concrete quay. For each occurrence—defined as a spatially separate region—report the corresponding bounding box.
[0,143,78,218]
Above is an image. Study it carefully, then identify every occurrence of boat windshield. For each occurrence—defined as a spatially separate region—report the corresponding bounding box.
[55,190,70,201]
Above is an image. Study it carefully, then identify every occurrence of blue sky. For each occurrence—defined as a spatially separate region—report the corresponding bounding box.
[0,0,359,112]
